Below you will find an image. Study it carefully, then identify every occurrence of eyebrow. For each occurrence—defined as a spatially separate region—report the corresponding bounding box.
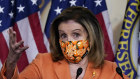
[58,29,82,32]
[72,29,82,32]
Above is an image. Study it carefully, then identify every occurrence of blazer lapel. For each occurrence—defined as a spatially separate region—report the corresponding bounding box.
[53,59,71,79]
[83,62,101,79]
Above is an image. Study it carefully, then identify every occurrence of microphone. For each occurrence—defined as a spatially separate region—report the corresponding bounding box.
[76,67,83,79]
[116,67,124,79]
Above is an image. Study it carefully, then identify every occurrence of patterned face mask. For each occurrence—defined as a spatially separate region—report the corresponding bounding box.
[59,40,90,63]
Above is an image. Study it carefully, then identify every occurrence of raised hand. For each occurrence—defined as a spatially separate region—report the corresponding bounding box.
[5,28,29,79]
[7,28,29,65]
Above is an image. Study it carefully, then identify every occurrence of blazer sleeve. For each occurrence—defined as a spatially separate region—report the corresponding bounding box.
[0,62,19,79]
[0,54,44,79]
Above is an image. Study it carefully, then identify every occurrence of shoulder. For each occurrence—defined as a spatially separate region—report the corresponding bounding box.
[35,53,52,59]
[32,53,53,65]
[102,60,117,73]
[100,60,129,79]
[103,60,117,69]
[99,60,117,78]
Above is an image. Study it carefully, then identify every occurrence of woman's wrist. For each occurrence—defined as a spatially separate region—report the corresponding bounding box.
[5,55,17,70]
[5,59,17,79]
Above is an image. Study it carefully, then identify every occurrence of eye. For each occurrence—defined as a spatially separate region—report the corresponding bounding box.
[73,33,80,38]
[60,33,67,39]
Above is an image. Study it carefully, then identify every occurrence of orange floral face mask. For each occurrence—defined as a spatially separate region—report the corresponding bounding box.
[59,40,90,63]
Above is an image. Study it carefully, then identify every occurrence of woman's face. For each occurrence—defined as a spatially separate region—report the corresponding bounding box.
[58,20,88,41]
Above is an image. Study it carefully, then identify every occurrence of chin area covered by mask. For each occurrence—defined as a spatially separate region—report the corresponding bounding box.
[59,40,90,63]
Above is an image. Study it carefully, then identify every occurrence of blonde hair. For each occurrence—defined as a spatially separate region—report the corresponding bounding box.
[50,6,105,68]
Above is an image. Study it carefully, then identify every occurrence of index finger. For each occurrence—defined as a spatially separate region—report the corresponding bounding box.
[8,28,17,44]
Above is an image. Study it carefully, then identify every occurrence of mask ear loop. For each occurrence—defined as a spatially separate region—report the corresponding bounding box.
[81,51,88,59]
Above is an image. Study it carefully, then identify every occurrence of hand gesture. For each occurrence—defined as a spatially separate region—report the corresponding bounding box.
[5,28,29,79]
[6,28,29,65]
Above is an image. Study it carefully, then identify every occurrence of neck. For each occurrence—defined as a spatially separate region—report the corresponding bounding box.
[69,56,88,79]
[69,56,88,66]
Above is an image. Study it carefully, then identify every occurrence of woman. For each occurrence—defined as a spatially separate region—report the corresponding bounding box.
[0,6,129,79]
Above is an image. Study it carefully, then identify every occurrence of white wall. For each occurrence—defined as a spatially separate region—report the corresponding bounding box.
[106,0,127,50]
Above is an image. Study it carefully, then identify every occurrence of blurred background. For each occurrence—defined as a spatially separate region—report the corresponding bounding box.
[0,0,139,78]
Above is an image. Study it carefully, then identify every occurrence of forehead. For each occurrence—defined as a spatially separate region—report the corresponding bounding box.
[58,20,85,31]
